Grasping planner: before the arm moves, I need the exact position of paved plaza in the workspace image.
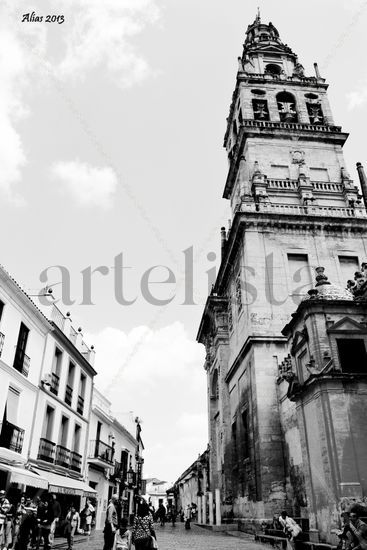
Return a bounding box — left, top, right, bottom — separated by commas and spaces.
54, 524, 268, 550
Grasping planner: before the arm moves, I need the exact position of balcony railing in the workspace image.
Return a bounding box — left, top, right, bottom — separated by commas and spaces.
55, 445, 71, 468
238, 201, 367, 219
69, 326, 77, 345
89, 439, 114, 464
65, 384, 73, 406
0, 420, 24, 453
77, 395, 84, 415
241, 119, 342, 134
0, 332, 4, 357
70, 451, 82, 473
50, 372, 60, 395
13, 352, 30, 377
38, 438, 56, 462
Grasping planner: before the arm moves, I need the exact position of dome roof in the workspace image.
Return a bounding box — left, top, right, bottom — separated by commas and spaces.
303, 267, 354, 302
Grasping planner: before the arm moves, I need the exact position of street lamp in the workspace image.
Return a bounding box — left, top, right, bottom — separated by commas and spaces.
127, 466, 135, 487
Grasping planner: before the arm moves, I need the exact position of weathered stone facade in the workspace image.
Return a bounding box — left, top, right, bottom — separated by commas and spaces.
197, 12, 367, 542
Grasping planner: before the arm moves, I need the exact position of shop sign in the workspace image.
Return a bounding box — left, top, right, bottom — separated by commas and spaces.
49, 485, 83, 496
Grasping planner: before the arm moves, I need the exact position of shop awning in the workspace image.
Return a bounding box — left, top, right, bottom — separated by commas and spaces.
33, 469, 97, 498
0, 463, 48, 490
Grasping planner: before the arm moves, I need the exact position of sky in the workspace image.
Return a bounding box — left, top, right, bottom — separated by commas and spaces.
1, 0, 367, 482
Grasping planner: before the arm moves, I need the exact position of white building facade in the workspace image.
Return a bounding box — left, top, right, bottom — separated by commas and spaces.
87, 389, 139, 529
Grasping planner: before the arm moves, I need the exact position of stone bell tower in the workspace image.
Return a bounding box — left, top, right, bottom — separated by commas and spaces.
197, 12, 367, 527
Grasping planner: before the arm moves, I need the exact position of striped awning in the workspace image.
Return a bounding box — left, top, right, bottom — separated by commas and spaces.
0, 463, 48, 490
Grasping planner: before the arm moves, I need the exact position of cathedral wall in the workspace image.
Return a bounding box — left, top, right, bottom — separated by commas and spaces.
225, 225, 367, 369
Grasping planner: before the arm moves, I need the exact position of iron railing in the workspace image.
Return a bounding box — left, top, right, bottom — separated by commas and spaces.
70, 451, 82, 472
65, 384, 73, 406
38, 438, 56, 462
13, 351, 30, 377
0, 420, 24, 453
89, 439, 114, 464
50, 372, 60, 395
55, 445, 71, 468
77, 395, 84, 415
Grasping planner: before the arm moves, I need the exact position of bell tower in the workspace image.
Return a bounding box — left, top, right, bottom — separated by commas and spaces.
198, 12, 367, 527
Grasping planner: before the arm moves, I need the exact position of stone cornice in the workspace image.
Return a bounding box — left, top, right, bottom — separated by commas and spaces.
225, 334, 287, 383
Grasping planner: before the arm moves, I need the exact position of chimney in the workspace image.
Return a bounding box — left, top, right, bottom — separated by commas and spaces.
356, 163, 367, 208
221, 227, 227, 258
313, 62, 321, 79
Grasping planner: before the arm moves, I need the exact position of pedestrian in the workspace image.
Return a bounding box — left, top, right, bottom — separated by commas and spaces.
184, 505, 191, 530
157, 504, 166, 527
49, 495, 61, 546
170, 505, 176, 527
278, 511, 302, 550
132, 500, 156, 550
37, 498, 54, 550
103, 494, 119, 550
64, 505, 80, 550
344, 507, 367, 550
114, 518, 131, 550
16, 504, 38, 550
0, 490, 12, 550
13, 495, 27, 549
82, 499, 95, 535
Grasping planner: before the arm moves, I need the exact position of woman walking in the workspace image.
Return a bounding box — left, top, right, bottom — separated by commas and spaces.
132, 500, 156, 550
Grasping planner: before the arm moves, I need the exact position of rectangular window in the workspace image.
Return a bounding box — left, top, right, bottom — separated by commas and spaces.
42, 405, 55, 441
6, 387, 20, 425
13, 323, 30, 375
242, 409, 250, 459
270, 164, 290, 180
232, 422, 238, 461
337, 339, 367, 374
65, 362, 75, 405
339, 256, 359, 286
51, 348, 62, 395
309, 167, 329, 182
73, 424, 81, 453
59, 415, 69, 447
287, 254, 312, 304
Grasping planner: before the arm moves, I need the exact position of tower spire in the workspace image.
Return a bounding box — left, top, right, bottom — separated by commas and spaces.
256, 6, 261, 24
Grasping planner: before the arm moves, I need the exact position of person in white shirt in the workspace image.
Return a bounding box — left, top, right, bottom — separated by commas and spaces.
279, 511, 302, 550
65, 505, 80, 550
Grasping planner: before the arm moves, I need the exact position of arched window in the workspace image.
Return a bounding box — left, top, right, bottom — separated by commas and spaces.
277, 91, 298, 122
265, 63, 282, 76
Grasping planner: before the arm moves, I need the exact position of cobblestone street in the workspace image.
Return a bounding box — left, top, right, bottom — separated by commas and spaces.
54, 525, 268, 550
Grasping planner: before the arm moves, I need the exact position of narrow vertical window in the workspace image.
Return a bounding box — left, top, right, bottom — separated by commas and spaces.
252, 99, 269, 121
287, 254, 312, 303
236, 276, 243, 314
13, 323, 30, 376
338, 256, 359, 287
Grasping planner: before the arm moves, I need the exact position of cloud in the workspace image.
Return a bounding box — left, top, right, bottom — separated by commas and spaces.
0, 0, 160, 202
0, 10, 45, 203
86, 322, 207, 480
58, 0, 160, 87
347, 82, 367, 110
51, 160, 118, 208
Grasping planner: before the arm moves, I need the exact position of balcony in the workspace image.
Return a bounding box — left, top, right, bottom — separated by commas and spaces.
50, 373, 60, 396
70, 451, 82, 473
0, 420, 24, 453
0, 332, 4, 357
236, 201, 367, 219
89, 440, 114, 465
13, 352, 30, 377
77, 395, 84, 415
65, 384, 73, 406
37, 438, 56, 462
55, 445, 71, 468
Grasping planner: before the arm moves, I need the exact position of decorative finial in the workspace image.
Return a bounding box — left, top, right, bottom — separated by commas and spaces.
315, 266, 331, 287
256, 7, 261, 23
